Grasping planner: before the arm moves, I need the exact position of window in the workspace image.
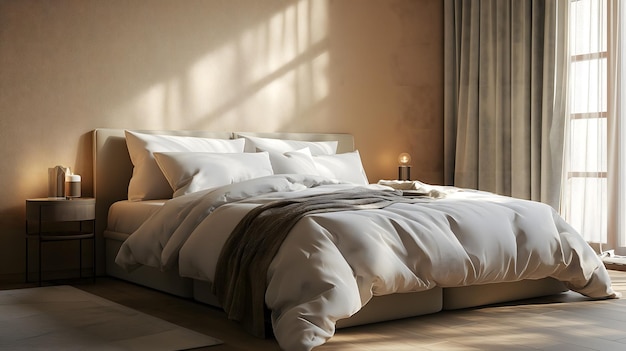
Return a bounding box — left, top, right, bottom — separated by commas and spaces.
563, 0, 608, 244
563, 0, 625, 254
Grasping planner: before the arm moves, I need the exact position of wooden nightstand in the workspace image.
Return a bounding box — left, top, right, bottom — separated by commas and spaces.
25, 198, 96, 285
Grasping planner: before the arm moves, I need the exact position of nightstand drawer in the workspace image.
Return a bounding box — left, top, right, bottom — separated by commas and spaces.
26, 198, 95, 222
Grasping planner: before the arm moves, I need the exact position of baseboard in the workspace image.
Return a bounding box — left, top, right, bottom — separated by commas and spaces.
0, 273, 25, 284
605, 263, 626, 272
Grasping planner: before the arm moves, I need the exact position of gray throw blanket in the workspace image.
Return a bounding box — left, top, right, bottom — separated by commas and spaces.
212, 187, 427, 338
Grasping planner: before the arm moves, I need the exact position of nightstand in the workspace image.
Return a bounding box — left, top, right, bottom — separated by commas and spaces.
25, 198, 96, 285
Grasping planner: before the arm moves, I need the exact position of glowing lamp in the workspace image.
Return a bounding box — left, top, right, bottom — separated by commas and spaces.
398, 153, 411, 181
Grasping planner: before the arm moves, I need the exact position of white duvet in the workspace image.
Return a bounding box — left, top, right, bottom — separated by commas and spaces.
115, 174, 617, 351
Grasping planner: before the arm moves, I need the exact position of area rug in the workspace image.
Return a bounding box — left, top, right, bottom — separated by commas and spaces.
0, 285, 222, 350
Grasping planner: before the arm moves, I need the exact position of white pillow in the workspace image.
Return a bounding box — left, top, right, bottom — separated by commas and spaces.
241, 135, 338, 155
153, 151, 274, 197
266, 148, 320, 175
125, 131, 245, 201
313, 150, 369, 185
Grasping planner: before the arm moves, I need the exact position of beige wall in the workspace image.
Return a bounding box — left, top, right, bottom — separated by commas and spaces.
0, 0, 443, 278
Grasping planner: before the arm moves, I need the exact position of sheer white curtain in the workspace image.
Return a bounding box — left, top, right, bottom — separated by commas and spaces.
562, 0, 625, 254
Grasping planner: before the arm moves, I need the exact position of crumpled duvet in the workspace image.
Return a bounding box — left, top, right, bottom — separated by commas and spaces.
115, 174, 618, 351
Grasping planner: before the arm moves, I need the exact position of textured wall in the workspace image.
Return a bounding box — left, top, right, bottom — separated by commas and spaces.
0, 0, 443, 277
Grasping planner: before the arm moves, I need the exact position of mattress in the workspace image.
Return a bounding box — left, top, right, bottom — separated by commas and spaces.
106, 200, 164, 238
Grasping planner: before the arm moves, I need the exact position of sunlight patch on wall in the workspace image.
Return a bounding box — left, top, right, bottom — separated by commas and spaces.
232, 50, 329, 131
310, 51, 329, 101
185, 44, 239, 123
116, 0, 329, 130
239, 0, 328, 85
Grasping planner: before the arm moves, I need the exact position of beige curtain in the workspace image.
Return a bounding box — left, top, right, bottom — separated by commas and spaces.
607, 0, 626, 253
444, 0, 569, 209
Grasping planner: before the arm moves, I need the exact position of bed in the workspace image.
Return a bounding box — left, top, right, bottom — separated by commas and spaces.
93, 128, 617, 351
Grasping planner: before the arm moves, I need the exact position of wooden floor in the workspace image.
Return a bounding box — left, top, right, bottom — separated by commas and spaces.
4, 270, 626, 350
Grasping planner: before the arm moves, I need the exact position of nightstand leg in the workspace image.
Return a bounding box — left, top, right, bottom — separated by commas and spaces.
38, 217, 42, 286
79, 239, 83, 279
38, 237, 42, 286
79, 222, 83, 279
92, 229, 96, 282
25, 220, 31, 283
25, 235, 28, 283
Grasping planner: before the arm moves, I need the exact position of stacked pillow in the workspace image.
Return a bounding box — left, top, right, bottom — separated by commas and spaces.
240, 135, 368, 184
125, 131, 245, 201
125, 131, 370, 199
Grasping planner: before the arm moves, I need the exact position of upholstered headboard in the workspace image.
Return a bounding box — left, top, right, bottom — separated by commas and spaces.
92, 128, 354, 273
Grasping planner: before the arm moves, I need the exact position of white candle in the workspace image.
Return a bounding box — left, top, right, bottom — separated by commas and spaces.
65, 174, 81, 198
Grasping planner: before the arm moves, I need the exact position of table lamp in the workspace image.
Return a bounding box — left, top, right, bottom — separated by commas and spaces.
398, 153, 411, 181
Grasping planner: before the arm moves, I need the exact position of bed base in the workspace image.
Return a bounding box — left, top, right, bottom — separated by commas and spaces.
192, 276, 565, 329
443, 278, 567, 310
105, 235, 194, 298
106, 229, 566, 330
193, 279, 444, 329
